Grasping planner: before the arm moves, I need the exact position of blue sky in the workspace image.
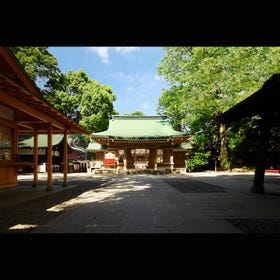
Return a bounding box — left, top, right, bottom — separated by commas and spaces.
48, 47, 168, 115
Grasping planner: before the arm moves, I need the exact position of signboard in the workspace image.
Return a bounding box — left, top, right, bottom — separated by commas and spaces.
104, 152, 115, 165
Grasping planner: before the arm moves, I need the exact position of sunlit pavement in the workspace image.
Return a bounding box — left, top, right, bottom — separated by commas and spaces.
27, 171, 280, 233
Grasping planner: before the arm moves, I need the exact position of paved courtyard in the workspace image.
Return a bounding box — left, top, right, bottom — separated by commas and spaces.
1, 171, 280, 233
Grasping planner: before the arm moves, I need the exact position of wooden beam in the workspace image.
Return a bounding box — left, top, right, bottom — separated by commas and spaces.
0, 90, 66, 130
62, 130, 68, 187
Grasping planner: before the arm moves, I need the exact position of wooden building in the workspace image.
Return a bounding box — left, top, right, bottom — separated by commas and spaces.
18, 134, 88, 173
0, 47, 90, 190
87, 115, 192, 173
218, 73, 280, 193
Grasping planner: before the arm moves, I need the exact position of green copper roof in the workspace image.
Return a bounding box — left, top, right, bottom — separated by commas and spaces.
92, 116, 187, 139
18, 134, 87, 153
19, 135, 64, 148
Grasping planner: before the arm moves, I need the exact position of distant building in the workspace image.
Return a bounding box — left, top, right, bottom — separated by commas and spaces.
18, 134, 87, 173
87, 115, 192, 173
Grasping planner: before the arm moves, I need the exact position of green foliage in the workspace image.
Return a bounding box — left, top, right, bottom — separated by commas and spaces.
10, 47, 60, 87
69, 134, 89, 148
44, 69, 118, 132
220, 154, 231, 171
187, 151, 211, 171
226, 117, 260, 168
11, 47, 118, 134
157, 47, 280, 168
124, 111, 145, 116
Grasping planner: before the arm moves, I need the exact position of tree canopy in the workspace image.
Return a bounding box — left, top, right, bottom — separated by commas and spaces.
157, 47, 280, 170
10, 47, 60, 87
158, 47, 280, 131
11, 47, 118, 134
124, 111, 145, 116
45, 68, 118, 132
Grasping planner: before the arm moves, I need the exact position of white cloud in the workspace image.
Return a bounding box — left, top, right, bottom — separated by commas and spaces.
111, 72, 151, 83
115, 47, 140, 55
87, 47, 110, 63
87, 47, 140, 63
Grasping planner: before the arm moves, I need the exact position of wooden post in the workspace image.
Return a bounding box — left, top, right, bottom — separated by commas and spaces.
170, 152, 174, 172
62, 130, 68, 187
149, 148, 157, 169
32, 128, 38, 187
251, 116, 271, 193
46, 124, 53, 191
123, 147, 127, 171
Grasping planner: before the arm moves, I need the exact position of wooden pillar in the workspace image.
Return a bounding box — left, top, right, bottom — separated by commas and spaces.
170, 151, 174, 172
12, 126, 18, 162
62, 130, 68, 187
149, 148, 157, 169
123, 147, 127, 171
32, 128, 38, 188
13, 126, 18, 187
127, 148, 132, 169
155, 148, 157, 170
251, 116, 271, 193
46, 124, 53, 191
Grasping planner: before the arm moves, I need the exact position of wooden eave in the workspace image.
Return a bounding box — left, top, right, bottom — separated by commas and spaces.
218, 73, 280, 124
0, 47, 90, 135
91, 135, 189, 146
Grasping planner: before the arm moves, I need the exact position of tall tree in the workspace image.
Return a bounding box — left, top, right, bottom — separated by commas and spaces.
45, 69, 118, 132
10, 47, 60, 87
44, 69, 89, 122
158, 47, 280, 169
11, 47, 118, 135
79, 80, 118, 132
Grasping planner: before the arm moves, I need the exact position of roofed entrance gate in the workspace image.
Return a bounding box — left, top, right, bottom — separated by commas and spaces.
87, 115, 192, 174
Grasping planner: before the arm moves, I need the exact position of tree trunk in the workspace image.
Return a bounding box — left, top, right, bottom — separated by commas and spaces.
219, 123, 229, 170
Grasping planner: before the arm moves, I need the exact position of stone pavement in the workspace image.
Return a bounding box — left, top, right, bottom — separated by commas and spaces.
16, 171, 279, 233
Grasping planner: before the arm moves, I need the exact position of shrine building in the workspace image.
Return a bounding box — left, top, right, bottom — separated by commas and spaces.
87, 115, 192, 173
0, 47, 90, 190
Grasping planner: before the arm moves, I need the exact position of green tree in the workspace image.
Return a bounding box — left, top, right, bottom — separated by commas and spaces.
124, 111, 145, 116
10, 47, 60, 87
11, 47, 118, 135
80, 80, 118, 132
44, 69, 89, 122
45, 69, 118, 132
157, 47, 280, 170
